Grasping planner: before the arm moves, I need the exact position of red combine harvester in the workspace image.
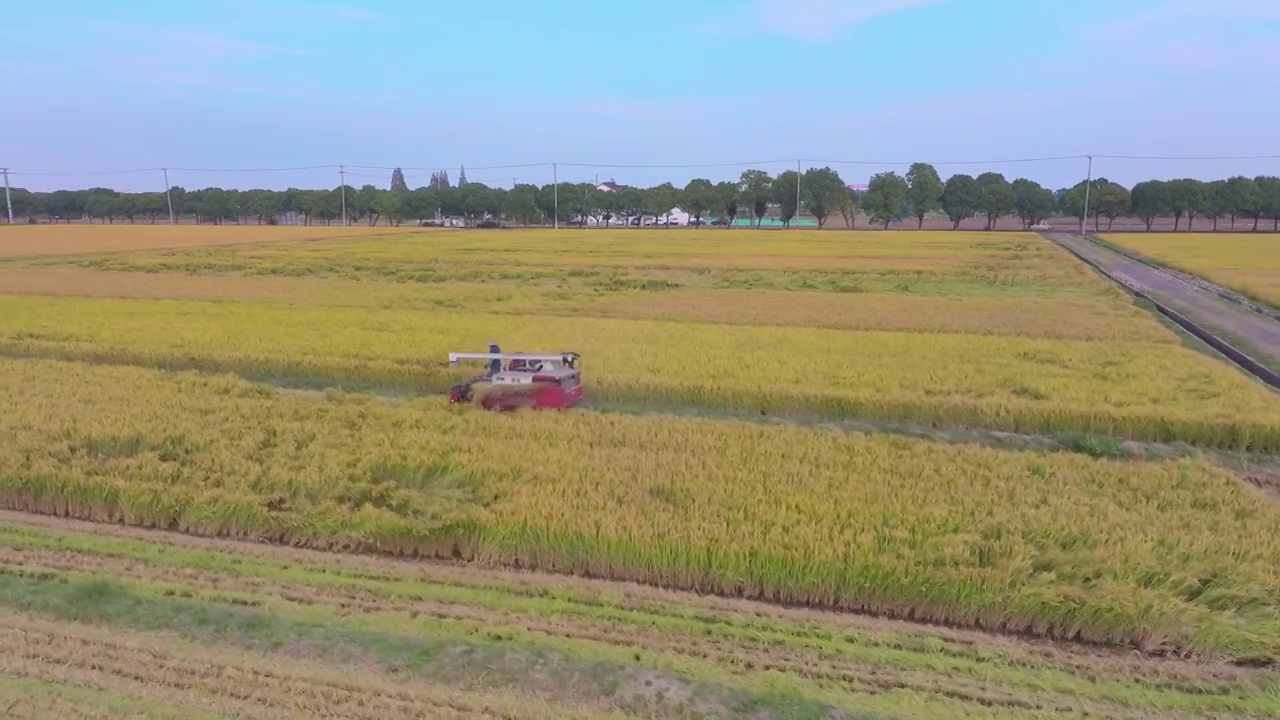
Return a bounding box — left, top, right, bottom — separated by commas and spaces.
447, 349, 583, 411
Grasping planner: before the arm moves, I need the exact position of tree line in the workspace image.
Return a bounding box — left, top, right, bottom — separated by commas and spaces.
7, 164, 1280, 231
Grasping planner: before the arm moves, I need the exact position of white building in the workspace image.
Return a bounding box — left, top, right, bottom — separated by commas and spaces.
591, 179, 692, 225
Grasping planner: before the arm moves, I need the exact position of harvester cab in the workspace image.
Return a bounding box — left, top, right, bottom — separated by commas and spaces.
447, 348, 582, 411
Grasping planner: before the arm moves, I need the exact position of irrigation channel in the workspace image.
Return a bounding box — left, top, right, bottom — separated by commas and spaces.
1043, 233, 1280, 390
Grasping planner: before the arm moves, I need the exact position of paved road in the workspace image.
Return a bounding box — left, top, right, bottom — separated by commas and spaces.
1047, 233, 1280, 377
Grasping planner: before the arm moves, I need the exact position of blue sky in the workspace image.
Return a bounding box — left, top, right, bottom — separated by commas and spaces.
4, 0, 1278, 192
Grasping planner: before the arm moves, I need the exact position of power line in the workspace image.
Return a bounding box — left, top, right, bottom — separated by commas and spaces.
10, 164, 340, 177
167, 164, 338, 173
10, 167, 165, 177
346, 163, 551, 171
5, 152, 1278, 179
800, 155, 1088, 166
557, 159, 795, 169
1092, 153, 1280, 161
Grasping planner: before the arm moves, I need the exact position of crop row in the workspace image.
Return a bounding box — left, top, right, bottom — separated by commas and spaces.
4, 357, 1279, 659
6, 514, 1276, 719
0, 268, 1172, 342
1101, 233, 1280, 309
0, 223, 390, 259
3, 295, 1279, 449
6, 228, 1102, 293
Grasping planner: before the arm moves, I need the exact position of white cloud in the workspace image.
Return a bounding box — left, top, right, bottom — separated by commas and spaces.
38, 21, 325, 98
1088, 0, 1280, 41
693, 0, 944, 41
82, 20, 309, 61
1083, 0, 1280, 81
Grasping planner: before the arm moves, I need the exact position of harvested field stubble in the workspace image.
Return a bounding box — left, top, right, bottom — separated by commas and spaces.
1101, 232, 1280, 308
3, 294, 1279, 449
4, 358, 1280, 661
4, 513, 1278, 719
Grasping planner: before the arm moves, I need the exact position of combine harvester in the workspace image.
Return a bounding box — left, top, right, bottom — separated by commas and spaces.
447, 342, 583, 411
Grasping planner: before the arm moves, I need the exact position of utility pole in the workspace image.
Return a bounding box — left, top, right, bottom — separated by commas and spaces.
795, 159, 802, 229
1080, 155, 1093, 235
553, 163, 558, 230
2, 168, 12, 225
339, 165, 348, 226
162, 168, 175, 224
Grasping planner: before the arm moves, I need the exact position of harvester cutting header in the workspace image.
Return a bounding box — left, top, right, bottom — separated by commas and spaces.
447, 341, 583, 411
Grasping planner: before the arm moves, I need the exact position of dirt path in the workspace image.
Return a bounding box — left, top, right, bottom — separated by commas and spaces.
1048, 233, 1280, 378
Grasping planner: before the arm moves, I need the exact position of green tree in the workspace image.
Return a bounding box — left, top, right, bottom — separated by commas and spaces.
862, 172, 908, 229
681, 179, 714, 226
939, 174, 981, 230
772, 170, 800, 226
834, 186, 858, 229
1011, 178, 1054, 229
356, 184, 383, 225
975, 172, 1015, 231
646, 183, 679, 225
374, 189, 408, 226
134, 192, 168, 224
612, 187, 643, 226
738, 169, 772, 226
244, 189, 280, 225
1060, 180, 1101, 230
1096, 182, 1131, 231
714, 181, 740, 227
390, 168, 408, 192
1255, 176, 1280, 232
1222, 176, 1258, 230
597, 189, 622, 227
905, 162, 943, 229
801, 167, 845, 228
1167, 178, 1206, 231
503, 184, 540, 226
1129, 180, 1170, 231
1202, 180, 1229, 231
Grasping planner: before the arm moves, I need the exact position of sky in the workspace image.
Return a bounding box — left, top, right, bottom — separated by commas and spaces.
4, 0, 1278, 192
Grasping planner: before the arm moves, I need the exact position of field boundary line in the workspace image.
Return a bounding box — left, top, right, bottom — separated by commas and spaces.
1084, 234, 1280, 322
1042, 233, 1280, 393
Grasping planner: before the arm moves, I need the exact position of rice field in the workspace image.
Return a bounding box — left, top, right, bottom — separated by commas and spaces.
2, 225, 1280, 717
1100, 233, 1280, 309
4, 228, 1280, 449
6, 512, 1276, 720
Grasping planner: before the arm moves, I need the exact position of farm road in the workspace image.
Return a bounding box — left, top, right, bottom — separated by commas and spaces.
1047, 233, 1280, 378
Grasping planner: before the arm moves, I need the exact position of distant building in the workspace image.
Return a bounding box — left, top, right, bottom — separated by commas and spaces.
595, 179, 629, 193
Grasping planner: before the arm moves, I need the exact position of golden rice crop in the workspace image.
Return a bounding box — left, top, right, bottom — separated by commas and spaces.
1101, 233, 1280, 308
0, 224, 405, 258
602, 288, 1173, 342
2, 295, 1278, 450
7, 229, 1100, 290
3, 357, 1279, 659
0, 268, 1172, 343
